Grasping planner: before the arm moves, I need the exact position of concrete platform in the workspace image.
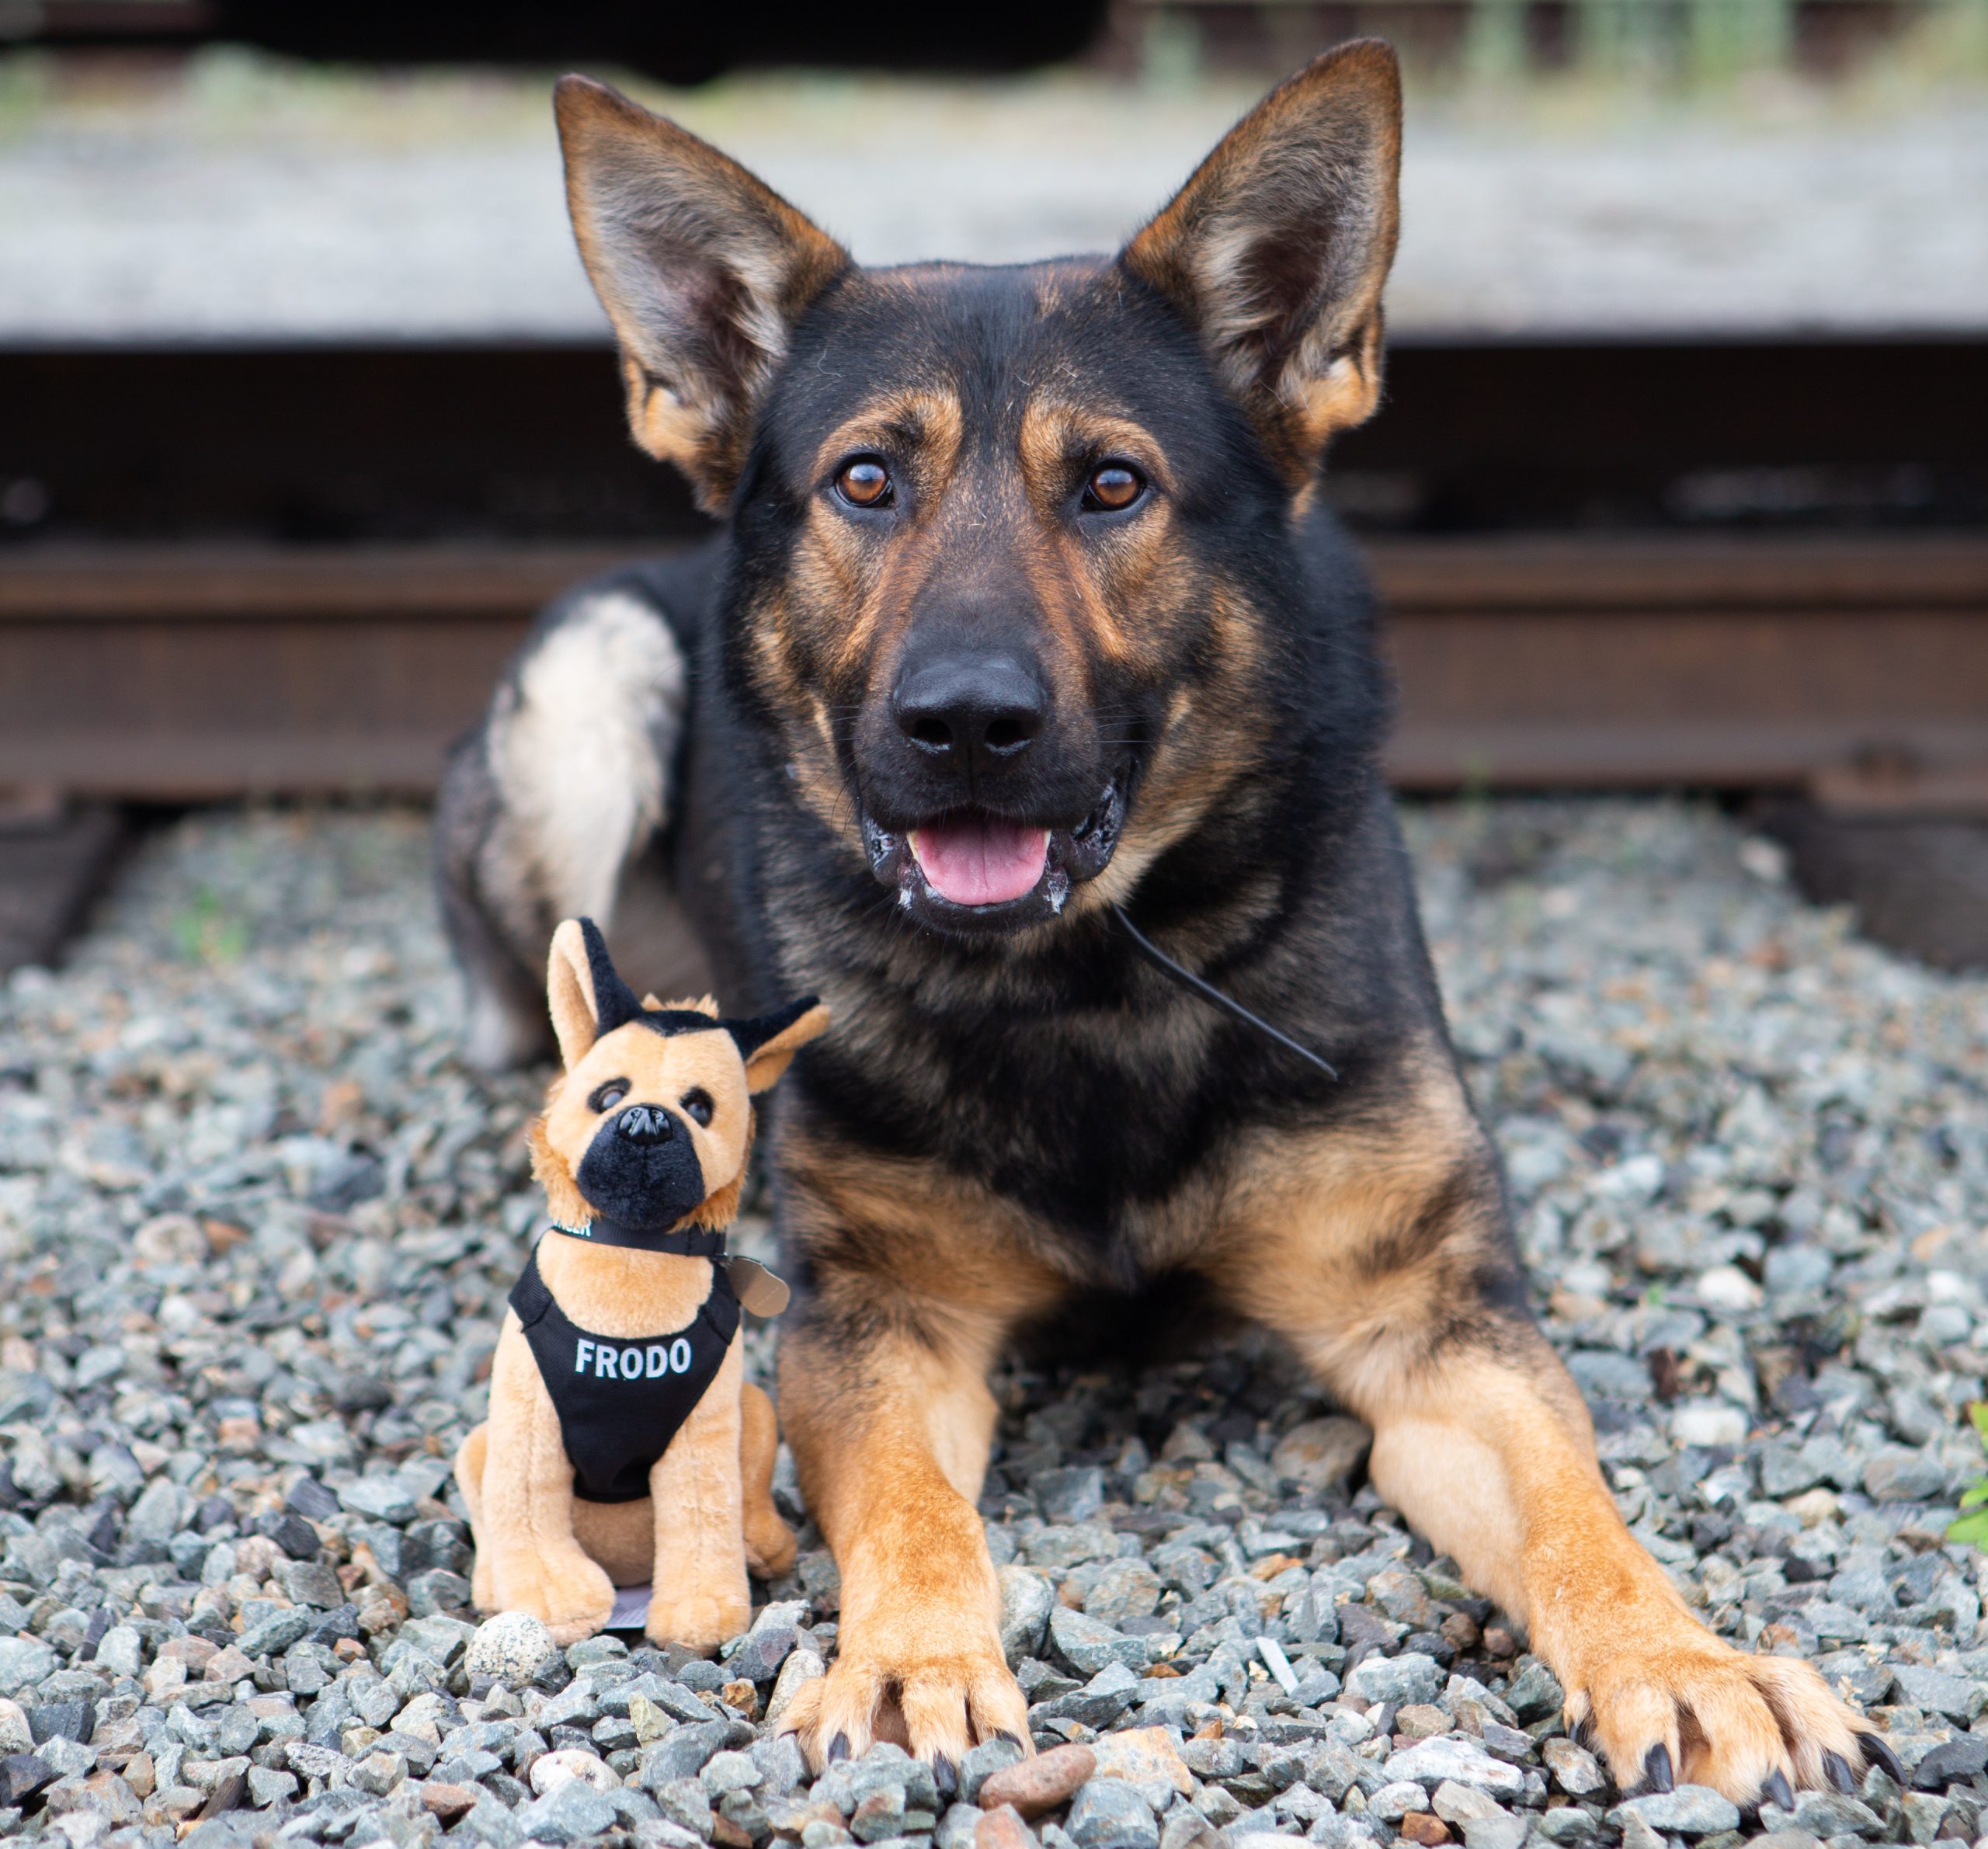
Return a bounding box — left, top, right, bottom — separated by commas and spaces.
0, 56, 1983, 342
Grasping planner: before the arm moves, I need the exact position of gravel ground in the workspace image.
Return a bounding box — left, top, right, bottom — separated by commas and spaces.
2, 798, 1987, 1849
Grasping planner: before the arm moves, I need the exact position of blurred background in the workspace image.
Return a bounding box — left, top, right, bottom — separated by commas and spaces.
2, 0, 1985, 972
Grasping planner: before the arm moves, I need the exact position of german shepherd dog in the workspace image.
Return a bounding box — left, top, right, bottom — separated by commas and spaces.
437, 43, 1894, 1803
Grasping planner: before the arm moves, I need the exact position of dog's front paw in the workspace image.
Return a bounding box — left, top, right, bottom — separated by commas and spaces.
1560, 1604, 1901, 1803
778, 1611, 1029, 1792
648, 1589, 752, 1654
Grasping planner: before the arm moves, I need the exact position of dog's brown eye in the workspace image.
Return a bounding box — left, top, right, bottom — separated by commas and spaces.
835, 457, 892, 508
680, 1090, 714, 1128
1084, 464, 1145, 513
589, 1080, 629, 1114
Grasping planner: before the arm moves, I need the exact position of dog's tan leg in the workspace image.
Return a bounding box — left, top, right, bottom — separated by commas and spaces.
645, 1335, 752, 1653
775, 1300, 1027, 1780
766, 1132, 1067, 1780
740, 1381, 796, 1579
454, 1423, 496, 1612
478, 1319, 615, 1642
1225, 1079, 1890, 1803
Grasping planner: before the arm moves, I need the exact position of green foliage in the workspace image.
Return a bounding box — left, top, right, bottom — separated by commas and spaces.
1945, 1402, 1988, 1548
172, 885, 248, 967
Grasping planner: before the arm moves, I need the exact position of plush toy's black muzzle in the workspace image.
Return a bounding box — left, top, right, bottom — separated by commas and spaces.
575, 1104, 707, 1231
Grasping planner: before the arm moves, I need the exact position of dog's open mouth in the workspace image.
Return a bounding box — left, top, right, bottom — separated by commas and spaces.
861, 780, 1126, 935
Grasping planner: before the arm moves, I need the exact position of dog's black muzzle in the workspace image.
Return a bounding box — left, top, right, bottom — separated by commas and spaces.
575, 1104, 707, 1231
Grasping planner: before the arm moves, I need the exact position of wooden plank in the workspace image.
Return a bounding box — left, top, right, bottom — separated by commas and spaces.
0, 805, 127, 975
2, 537, 1983, 805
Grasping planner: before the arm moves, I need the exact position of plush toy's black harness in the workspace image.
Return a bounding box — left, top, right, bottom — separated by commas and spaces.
508, 1229, 740, 1503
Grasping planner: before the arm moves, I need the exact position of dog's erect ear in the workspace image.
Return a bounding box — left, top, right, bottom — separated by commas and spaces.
724, 998, 832, 1093
545, 916, 643, 1069
555, 75, 849, 514
1121, 40, 1402, 485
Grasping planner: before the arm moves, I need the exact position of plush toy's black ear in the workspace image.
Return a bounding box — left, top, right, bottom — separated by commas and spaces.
724, 997, 831, 1093
577, 917, 645, 1035
547, 916, 645, 1068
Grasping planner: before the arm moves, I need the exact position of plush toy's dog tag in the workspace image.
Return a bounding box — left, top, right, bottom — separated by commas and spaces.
727, 1256, 790, 1317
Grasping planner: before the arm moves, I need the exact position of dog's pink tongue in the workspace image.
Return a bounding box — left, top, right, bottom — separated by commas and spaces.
910, 816, 1050, 906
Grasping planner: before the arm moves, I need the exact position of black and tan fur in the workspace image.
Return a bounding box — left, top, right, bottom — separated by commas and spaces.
436, 45, 1893, 1801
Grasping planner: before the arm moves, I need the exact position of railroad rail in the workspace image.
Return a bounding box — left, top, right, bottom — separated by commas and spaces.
5, 533, 1984, 813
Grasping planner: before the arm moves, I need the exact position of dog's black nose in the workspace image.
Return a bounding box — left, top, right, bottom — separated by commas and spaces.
891, 651, 1046, 780
613, 1103, 674, 1145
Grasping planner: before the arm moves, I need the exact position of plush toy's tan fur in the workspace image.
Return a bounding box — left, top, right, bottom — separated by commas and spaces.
455, 919, 824, 1648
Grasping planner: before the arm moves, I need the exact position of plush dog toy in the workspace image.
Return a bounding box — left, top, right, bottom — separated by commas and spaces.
455, 917, 826, 1648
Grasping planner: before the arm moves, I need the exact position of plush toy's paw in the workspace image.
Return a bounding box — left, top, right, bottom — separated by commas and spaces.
778, 1614, 1030, 1788
493, 1550, 615, 1646
470, 1549, 496, 1614
647, 1589, 752, 1654
746, 1510, 798, 1581
1559, 1606, 1894, 1802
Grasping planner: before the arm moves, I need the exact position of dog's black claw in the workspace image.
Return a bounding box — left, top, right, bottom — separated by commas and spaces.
1760, 1769, 1794, 1813
1641, 1744, 1674, 1795
1859, 1733, 1905, 1786
933, 1755, 958, 1802
1824, 1750, 1856, 1793
828, 1733, 851, 1764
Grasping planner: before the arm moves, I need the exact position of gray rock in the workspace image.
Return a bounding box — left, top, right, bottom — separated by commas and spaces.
1616, 1813, 1666, 1849
936, 1802, 986, 1849
1539, 1739, 1604, 1797
518, 1774, 621, 1843
279, 1559, 345, 1609
1383, 1740, 1525, 1797
642, 1719, 748, 1785
92, 1625, 144, 1680
238, 1610, 313, 1659
1567, 1350, 1652, 1400
1050, 1605, 1151, 1677
728, 1600, 806, 1683
648, 1775, 714, 1836
1268, 1418, 1371, 1490
405, 1568, 471, 1617
0, 1640, 57, 1697
1862, 1449, 1949, 1503
1534, 1808, 1597, 1844
1502, 1660, 1565, 1722
1084, 1559, 1163, 1624
1000, 1567, 1056, 1667
1461, 1816, 1529, 1849
339, 1475, 419, 1524
1030, 1662, 1141, 1729
1889, 1665, 1987, 1722
1432, 1784, 1503, 1825
1037, 1468, 1107, 1524
1068, 1777, 1161, 1849
127, 1478, 187, 1554
961, 1735, 1026, 1803
702, 1749, 761, 1798
247, 1764, 298, 1806
1342, 1652, 1444, 1708
1783, 1790, 1885, 1838
1610, 1786, 1740, 1836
